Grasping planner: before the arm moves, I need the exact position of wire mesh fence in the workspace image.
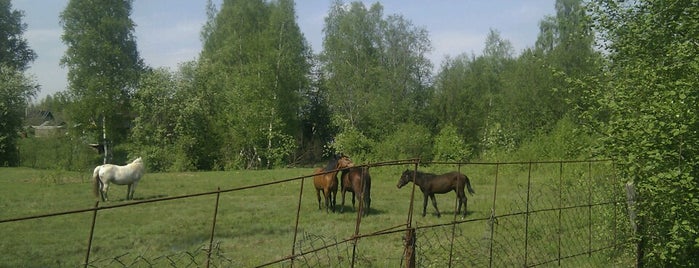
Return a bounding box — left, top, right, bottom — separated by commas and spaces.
0, 159, 635, 267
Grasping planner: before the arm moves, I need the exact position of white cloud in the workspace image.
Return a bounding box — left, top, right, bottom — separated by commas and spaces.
135, 16, 205, 68
25, 28, 62, 43
430, 31, 485, 63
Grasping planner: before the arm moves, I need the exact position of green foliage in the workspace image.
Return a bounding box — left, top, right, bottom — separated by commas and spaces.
321, 1, 432, 141
374, 122, 432, 161
576, 0, 699, 266
60, 0, 144, 159
18, 135, 98, 171
199, 0, 310, 169
129, 68, 179, 171
129, 64, 223, 172
0, 1, 37, 166
265, 132, 297, 168
0, 0, 36, 71
328, 125, 374, 163
433, 124, 471, 162
512, 116, 593, 161
432, 31, 516, 155
0, 66, 38, 166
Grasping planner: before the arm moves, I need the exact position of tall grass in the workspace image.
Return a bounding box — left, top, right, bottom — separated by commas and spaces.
0, 161, 632, 267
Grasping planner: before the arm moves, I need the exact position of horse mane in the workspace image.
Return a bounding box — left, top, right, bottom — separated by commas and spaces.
323, 154, 343, 171
409, 170, 439, 181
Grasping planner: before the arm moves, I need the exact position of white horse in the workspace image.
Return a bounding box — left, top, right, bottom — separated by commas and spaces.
92, 157, 145, 201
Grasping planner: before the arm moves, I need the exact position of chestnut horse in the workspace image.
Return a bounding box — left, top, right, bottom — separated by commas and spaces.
397, 169, 475, 218
313, 154, 354, 213
340, 166, 372, 216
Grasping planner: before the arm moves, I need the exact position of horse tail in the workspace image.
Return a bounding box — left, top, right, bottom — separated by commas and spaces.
362, 169, 372, 213
464, 175, 476, 195
92, 166, 101, 198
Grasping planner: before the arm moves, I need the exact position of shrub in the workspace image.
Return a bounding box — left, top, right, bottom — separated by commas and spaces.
433, 124, 471, 162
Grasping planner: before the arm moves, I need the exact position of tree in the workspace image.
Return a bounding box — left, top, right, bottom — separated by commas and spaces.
60, 0, 144, 164
578, 0, 699, 266
321, 1, 432, 156
0, 66, 38, 166
129, 68, 178, 171
0, 1, 37, 166
0, 0, 36, 71
535, 0, 598, 117
433, 124, 470, 162
432, 31, 513, 156
200, 0, 310, 169
432, 54, 484, 153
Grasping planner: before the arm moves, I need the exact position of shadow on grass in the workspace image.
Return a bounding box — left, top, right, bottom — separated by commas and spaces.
108, 194, 168, 202
334, 206, 387, 216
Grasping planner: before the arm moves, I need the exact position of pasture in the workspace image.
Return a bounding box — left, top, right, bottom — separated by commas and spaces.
0, 161, 634, 267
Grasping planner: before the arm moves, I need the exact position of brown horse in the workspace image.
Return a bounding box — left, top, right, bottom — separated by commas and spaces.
340, 166, 372, 216
313, 154, 354, 213
397, 169, 475, 218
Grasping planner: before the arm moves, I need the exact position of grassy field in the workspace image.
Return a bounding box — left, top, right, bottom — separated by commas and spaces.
0, 161, 633, 267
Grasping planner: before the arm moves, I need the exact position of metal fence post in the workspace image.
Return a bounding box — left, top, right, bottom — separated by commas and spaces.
206, 188, 221, 268
524, 161, 532, 266
290, 177, 306, 267
84, 201, 99, 268
488, 163, 500, 268
403, 227, 416, 268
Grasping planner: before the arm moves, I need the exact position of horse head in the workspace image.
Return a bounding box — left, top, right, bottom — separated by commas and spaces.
336, 154, 354, 170
397, 169, 414, 188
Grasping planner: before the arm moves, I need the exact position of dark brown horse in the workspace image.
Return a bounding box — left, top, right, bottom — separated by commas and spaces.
313, 154, 354, 213
340, 166, 372, 216
397, 169, 475, 218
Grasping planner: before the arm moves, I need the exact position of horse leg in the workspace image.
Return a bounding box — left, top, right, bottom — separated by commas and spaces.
101, 182, 109, 202
455, 190, 464, 216
332, 188, 338, 213
366, 193, 371, 216
131, 181, 138, 200
462, 195, 468, 218
340, 189, 346, 213
422, 193, 429, 217
352, 192, 356, 209
430, 194, 441, 217
316, 189, 322, 210
323, 188, 330, 213
126, 181, 138, 200
126, 184, 133, 200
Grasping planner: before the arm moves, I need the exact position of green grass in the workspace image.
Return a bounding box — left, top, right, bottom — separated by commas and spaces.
0, 162, 633, 267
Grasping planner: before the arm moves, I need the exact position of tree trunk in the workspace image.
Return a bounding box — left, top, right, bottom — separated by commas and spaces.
102, 116, 109, 164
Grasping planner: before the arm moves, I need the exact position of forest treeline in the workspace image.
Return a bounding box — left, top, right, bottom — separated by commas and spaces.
1, 0, 697, 266
20, 0, 600, 170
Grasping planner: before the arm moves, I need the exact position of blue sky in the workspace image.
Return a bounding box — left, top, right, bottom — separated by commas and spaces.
12, 0, 555, 100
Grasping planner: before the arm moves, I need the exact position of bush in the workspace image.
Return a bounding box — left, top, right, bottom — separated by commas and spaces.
433, 124, 472, 162
374, 122, 432, 162
327, 126, 374, 162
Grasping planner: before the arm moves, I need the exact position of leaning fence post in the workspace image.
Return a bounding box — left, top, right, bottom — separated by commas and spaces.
291, 177, 306, 267
488, 163, 500, 268
84, 201, 99, 268
206, 188, 221, 268
523, 162, 533, 266
403, 227, 416, 268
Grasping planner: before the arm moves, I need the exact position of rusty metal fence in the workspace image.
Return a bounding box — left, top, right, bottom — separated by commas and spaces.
0, 159, 635, 267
